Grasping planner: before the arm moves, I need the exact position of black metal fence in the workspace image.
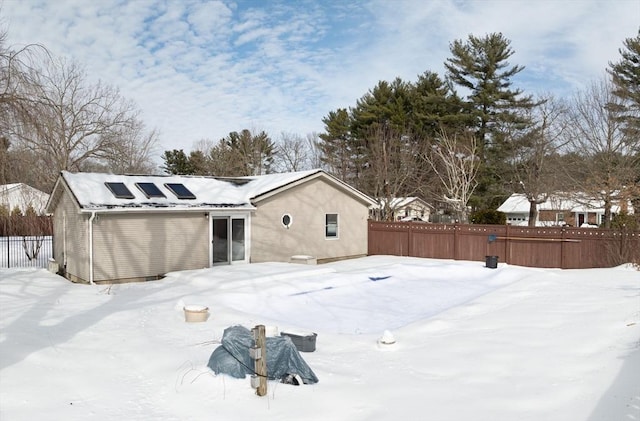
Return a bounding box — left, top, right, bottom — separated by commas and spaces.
0, 236, 53, 269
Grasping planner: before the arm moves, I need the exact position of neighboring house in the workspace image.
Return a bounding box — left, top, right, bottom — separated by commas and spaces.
45, 169, 376, 284
371, 197, 433, 222
497, 193, 634, 227
0, 183, 50, 215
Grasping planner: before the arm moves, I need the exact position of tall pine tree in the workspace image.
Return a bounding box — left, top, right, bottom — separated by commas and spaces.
608, 29, 640, 140
608, 30, 640, 218
445, 32, 535, 208
318, 108, 357, 185
161, 149, 194, 175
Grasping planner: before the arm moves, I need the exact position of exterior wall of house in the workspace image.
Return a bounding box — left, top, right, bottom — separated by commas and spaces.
505, 212, 528, 226
538, 210, 565, 225
52, 188, 90, 282
91, 212, 209, 282
393, 203, 431, 221
509, 209, 603, 227
250, 178, 370, 263
0, 184, 50, 214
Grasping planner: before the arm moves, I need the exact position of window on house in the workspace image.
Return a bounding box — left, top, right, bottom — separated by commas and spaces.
325, 213, 338, 238
135, 182, 166, 199
164, 183, 196, 199
556, 213, 564, 222
104, 182, 135, 199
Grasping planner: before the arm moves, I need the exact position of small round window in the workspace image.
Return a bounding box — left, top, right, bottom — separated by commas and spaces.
282, 213, 293, 228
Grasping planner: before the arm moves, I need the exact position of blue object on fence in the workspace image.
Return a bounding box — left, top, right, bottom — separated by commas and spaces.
488, 234, 497, 243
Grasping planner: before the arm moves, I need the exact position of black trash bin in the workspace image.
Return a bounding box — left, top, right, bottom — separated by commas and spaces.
485, 255, 498, 269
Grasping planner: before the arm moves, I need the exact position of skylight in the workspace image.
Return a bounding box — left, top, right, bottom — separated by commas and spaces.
135, 182, 166, 199
164, 183, 196, 200
104, 182, 135, 199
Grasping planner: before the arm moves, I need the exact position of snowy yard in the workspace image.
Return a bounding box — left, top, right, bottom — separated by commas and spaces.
0, 256, 638, 420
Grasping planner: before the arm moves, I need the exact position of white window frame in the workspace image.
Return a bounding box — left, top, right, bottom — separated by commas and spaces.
325, 213, 339, 239
208, 211, 251, 266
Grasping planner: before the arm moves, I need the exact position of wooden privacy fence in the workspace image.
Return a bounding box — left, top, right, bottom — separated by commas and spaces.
368, 221, 640, 269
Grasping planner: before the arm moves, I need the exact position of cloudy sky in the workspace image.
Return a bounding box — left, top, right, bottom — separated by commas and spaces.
1, 0, 638, 154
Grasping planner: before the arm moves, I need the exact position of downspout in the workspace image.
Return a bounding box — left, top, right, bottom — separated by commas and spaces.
88, 211, 96, 285
63, 213, 67, 269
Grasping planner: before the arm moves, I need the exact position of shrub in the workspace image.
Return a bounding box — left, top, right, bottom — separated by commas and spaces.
610, 212, 639, 231
469, 209, 506, 225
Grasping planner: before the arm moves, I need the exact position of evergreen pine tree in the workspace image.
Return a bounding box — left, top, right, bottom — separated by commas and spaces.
161, 149, 194, 175
445, 32, 536, 208
608, 29, 640, 140
318, 108, 356, 184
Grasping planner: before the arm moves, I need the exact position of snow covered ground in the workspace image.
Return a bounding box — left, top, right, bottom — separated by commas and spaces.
0, 256, 638, 420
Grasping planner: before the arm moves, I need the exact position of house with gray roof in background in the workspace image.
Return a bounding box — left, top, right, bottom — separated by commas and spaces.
45, 169, 377, 284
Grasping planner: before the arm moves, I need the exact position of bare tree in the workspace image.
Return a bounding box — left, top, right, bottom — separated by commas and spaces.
365, 125, 427, 221
0, 31, 48, 114
192, 138, 216, 155
305, 132, 325, 170
102, 120, 160, 174
1, 32, 51, 188
565, 78, 638, 228
423, 129, 480, 223
510, 95, 570, 226
2, 43, 160, 185
274, 132, 311, 172
9, 60, 137, 180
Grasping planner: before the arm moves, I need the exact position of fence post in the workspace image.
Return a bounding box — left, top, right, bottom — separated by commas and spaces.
560, 227, 566, 269
453, 223, 458, 261
505, 224, 511, 264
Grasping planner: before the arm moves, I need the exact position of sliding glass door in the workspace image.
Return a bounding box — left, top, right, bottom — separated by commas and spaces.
211, 216, 247, 265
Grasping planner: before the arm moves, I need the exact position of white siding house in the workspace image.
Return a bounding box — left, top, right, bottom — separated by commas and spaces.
0, 183, 50, 215
498, 193, 634, 227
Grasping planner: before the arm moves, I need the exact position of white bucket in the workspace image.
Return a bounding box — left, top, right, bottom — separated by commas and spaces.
183, 305, 209, 322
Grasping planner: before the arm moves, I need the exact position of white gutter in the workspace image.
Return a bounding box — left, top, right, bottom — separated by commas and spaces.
77, 204, 256, 214
88, 211, 96, 285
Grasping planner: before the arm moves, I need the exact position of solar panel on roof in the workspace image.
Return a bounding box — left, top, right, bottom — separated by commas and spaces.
164, 183, 196, 200
135, 182, 166, 198
104, 182, 135, 199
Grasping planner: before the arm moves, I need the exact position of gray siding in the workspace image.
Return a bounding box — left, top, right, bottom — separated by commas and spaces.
52, 189, 90, 281
92, 212, 209, 282
251, 178, 370, 262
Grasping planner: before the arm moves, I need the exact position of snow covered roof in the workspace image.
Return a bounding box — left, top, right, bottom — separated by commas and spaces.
0, 183, 50, 214
497, 193, 632, 214
47, 169, 376, 213
380, 197, 432, 209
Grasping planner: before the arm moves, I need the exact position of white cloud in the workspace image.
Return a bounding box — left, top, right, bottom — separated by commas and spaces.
1, 0, 638, 157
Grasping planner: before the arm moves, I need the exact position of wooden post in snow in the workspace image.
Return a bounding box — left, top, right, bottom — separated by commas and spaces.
252, 325, 267, 396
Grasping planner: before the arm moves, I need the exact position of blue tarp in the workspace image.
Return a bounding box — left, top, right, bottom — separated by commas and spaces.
207, 325, 319, 384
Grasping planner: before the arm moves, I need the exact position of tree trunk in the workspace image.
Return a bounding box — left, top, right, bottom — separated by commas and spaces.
603, 198, 612, 229
528, 200, 538, 227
